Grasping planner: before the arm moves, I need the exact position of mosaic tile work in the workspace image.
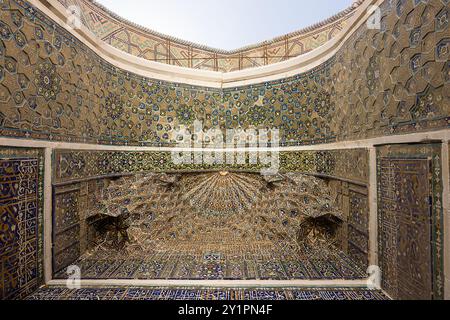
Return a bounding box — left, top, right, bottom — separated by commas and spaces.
56, 0, 359, 72
52, 172, 367, 280
330, 181, 369, 271
0, 147, 44, 300
26, 286, 388, 300
52, 179, 106, 273
53, 149, 369, 184
377, 143, 444, 300
53, 185, 81, 274
0, 0, 448, 147
51, 148, 370, 274
56, 248, 366, 281
333, 0, 450, 141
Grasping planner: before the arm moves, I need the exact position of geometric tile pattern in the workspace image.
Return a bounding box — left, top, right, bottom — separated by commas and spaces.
52, 185, 81, 275
0, 0, 448, 147
347, 188, 369, 270
53, 247, 367, 281
326, 179, 370, 271
53, 149, 370, 184
52, 179, 104, 275
56, 0, 360, 72
332, 0, 450, 142
377, 143, 444, 300
0, 147, 44, 300
26, 286, 389, 300
50, 147, 370, 276
51, 172, 369, 280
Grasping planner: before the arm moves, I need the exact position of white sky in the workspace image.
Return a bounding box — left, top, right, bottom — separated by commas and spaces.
96, 0, 353, 50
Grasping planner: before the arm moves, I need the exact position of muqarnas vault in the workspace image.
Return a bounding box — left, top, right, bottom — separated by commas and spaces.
1, 0, 449, 301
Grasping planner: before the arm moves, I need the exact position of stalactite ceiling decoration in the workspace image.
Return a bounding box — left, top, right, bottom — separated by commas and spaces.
92, 172, 342, 247
52, 171, 367, 280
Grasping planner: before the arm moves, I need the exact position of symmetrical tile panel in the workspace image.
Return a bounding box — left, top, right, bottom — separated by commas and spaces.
377, 143, 444, 300
53, 149, 370, 184
0, 147, 44, 300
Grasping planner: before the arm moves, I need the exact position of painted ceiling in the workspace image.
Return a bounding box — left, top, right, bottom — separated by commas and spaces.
56, 0, 363, 71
